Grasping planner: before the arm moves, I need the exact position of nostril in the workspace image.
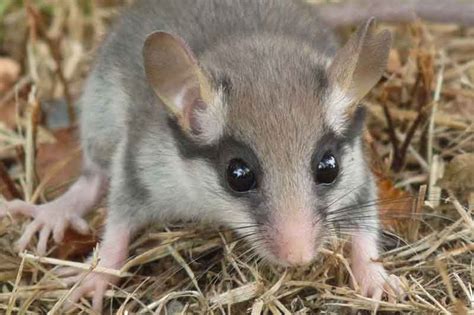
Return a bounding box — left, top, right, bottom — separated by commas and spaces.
287, 253, 302, 265
283, 247, 314, 266
272, 213, 320, 266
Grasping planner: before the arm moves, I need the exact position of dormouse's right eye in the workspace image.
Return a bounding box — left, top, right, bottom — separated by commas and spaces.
314, 152, 339, 184
226, 159, 257, 192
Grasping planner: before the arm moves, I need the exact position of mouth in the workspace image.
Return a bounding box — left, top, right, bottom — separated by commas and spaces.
246, 225, 322, 267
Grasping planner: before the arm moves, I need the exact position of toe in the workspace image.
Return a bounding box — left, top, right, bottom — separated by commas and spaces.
37, 226, 52, 256
71, 216, 90, 235
53, 221, 67, 243
92, 282, 107, 311
52, 267, 82, 287
66, 281, 92, 310
372, 287, 384, 301
2, 200, 36, 217
386, 274, 404, 300
16, 220, 42, 252
360, 281, 369, 297
55, 266, 80, 278
61, 275, 82, 287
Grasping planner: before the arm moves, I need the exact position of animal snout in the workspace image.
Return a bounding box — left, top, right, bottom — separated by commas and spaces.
279, 243, 315, 266
273, 210, 318, 266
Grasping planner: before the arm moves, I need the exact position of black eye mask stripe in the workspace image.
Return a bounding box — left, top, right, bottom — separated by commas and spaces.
311, 105, 367, 211
168, 117, 262, 196
167, 105, 367, 225
312, 105, 366, 161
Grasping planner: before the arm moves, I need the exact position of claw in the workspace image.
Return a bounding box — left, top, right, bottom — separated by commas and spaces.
16, 220, 41, 252
2, 173, 106, 255
70, 216, 90, 235
351, 233, 405, 302
52, 221, 67, 243
385, 274, 404, 302
3, 200, 93, 255
58, 223, 131, 312
37, 225, 52, 255
62, 271, 118, 312
354, 262, 404, 302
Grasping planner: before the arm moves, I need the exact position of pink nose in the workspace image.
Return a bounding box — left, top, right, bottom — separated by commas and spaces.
279, 244, 315, 266
273, 212, 317, 266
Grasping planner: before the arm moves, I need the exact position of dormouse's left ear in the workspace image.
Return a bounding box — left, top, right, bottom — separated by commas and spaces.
327, 18, 391, 128
143, 31, 225, 144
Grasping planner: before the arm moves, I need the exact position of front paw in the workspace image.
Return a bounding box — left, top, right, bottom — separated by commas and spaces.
1, 199, 90, 255
353, 262, 403, 302
56, 266, 119, 312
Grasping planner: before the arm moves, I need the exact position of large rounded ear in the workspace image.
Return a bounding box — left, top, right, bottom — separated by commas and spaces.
143, 31, 225, 143
326, 18, 391, 131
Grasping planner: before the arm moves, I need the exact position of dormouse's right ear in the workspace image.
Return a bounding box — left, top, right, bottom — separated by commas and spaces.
143, 31, 226, 144
326, 18, 391, 131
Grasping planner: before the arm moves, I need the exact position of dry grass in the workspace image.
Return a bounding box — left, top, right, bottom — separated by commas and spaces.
0, 1, 473, 314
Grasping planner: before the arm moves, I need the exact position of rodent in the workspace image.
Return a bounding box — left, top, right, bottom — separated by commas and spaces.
1, 0, 403, 310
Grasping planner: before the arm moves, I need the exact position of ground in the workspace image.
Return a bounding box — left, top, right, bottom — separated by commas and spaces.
0, 1, 473, 314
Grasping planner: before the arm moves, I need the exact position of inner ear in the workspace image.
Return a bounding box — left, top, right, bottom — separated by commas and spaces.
143, 31, 224, 142
329, 18, 392, 103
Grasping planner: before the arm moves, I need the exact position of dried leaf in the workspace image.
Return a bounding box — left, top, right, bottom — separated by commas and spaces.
0, 57, 20, 92
376, 176, 413, 230
367, 131, 413, 230
0, 100, 18, 129
36, 126, 82, 198
53, 210, 106, 260
53, 230, 99, 260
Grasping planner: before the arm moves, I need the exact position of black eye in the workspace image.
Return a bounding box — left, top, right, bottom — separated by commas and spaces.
226, 159, 257, 192
315, 152, 339, 184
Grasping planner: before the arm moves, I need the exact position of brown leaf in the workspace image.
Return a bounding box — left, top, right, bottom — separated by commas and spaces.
34, 126, 97, 259
368, 139, 413, 231
376, 176, 413, 230
53, 229, 99, 260
53, 209, 106, 260
0, 57, 20, 93
0, 100, 19, 129
36, 126, 82, 198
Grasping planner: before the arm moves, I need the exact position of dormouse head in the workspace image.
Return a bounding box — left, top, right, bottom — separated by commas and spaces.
143, 18, 391, 266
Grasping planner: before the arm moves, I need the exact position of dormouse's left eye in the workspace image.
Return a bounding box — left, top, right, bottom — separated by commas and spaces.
315, 152, 339, 184
226, 159, 257, 192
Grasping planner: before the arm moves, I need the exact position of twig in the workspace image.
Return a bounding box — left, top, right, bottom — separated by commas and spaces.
427, 54, 445, 165
168, 244, 203, 295
394, 105, 428, 171
408, 185, 426, 242
382, 103, 401, 165
19, 252, 133, 277
448, 191, 474, 229
0, 76, 32, 108
6, 252, 26, 315
24, 87, 40, 202
410, 276, 450, 314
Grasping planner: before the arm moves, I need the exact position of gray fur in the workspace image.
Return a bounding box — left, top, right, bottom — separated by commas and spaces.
80, 0, 379, 262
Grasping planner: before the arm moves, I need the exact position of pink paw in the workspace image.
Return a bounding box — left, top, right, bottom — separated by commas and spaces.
58, 267, 118, 312
1, 199, 90, 255
353, 262, 404, 302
